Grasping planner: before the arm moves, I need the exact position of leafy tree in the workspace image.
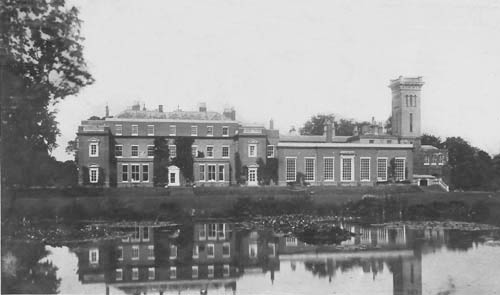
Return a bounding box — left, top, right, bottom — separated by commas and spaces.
1, 0, 94, 188
172, 137, 194, 183
153, 137, 169, 186
384, 116, 392, 133
300, 114, 370, 136
421, 133, 443, 148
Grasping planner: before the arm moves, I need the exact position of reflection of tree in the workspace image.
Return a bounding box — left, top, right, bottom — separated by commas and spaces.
304, 258, 387, 280
1, 240, 60, 294
446, 230, 480, 251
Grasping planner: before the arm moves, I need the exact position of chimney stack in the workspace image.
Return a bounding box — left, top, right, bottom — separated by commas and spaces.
326, 120, 333, 142
269, 119, 274, 130
223, 107, 236, 120
105, 105, 109, 118
199, 102, 207, 112
353, 126, 359, 136
158, 105, 163, 112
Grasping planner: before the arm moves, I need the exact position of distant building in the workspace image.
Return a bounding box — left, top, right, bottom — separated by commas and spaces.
75, 76, 447, 189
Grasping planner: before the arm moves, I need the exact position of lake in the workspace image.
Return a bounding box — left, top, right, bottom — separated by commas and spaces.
2, 219, 500, 294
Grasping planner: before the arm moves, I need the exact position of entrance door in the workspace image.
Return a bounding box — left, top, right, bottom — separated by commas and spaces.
168, 166, 180, 186
248, 168, 258, 186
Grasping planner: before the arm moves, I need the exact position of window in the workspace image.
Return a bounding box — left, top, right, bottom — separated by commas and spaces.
438, 154, 444, 165
267, 145, 275, 158
148, 245, 154, 260
222, 126, 229, 136
268, 243, 276, 257
193, 245, 199, 258
424, 155, 430, 165
117, 246, 123, 261
341, 156, 354, 182
406, 95, 409, 107
131, 164, 140, 182
89, 143, 98, 157
199, 224, 206, 240
192, 145, 198, 158
223, 264, 230, 277
249, 243, 258, 258
169, 125, 176, 136
324, 157, 334, 181
208, 224, 217, 240
170, 245, 177, 259
208, 165, 216, 181
431, 154, 437, 165
206, 145, 214, 158
89, 168, 99, 183
89, 248, 99, 264
115, 124, 122, 136
132, 268, 139, 280
387, 140, 393, 144
122, 165, 128, 182
395, 158, 406, 180
207, 244, 215, 258
169, 145, 176, 158
142, 227, 149, 241
286, 158, 296, 182
222, 242, 230, 257
222, 146, 229, 158
148, 267, 155, 280
369, 140, 375, 144
413, 95, 417, 107
208, 265, 214, 278
116, 269, 123, 281
218, 165, 225, 181
132, 246, 139, 260
115, 145, 123, 157
360, 158, 371, 181
147, 125, 154, 136
217, 223, 225, 239
192, 266, 199, 278
142, 165, 149, 182
131, 125, 138, 136
199, 165, 205, 181
131, 145, 139, 157
191, 126, 198, 136
147, 145, 154, 157
169, 267, 177, 279
248, 144, 257, 157
207, 126, 214, 136
286, 237, 297, 246
133, 227, 140, 241
377, 158, 388, 181
410, 113, 413, 132
304, 158, 315, 181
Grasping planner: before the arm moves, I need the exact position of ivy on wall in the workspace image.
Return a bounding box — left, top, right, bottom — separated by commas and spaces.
153, 137, 169, 186
172, 137, 195, 183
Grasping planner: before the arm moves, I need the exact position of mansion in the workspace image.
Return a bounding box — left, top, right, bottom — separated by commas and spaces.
76, 76, 448, 189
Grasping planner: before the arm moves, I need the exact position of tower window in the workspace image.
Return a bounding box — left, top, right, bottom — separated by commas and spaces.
409, 113, 413, 132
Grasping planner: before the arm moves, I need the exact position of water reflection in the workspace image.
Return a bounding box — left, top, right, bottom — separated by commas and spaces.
3, 220, 497, 294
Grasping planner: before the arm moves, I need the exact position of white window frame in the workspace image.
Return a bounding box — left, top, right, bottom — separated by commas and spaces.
248, 144, 257, 157
132, 267, 139, 280
115, 145, 123, 157
131, 145, 139, 157
199, 164, 205, 182
169, 266, 177, 279
222, 126, 229, 137
395, 157, 406, 180
142, 164, 149, 182
192, 145, 198, 158
148, 267, 155, 280
424, 154, 430, 165
360, 157, 371, 182
89, 142, 99, 157
131, 164, 140, 182
115, 124, 122, 136
89, 248, 99, 264
206, 145, 214, 158
117, 246, 123, 261
147, 145, 154, 158
222, 242, 231, 258
121, 164, 128, 182
169, 125, 176, 136
207, 243, 215, 258
191, 125, 198, 136
148, 245, 154, 260
169, 144, 176, 158
218, 165, 225, 182
285, 237, 298, 246
207, 224, 217, 240
286, 157, 297, 182
267, 145, 275, 158
304, 157, 316, 182
207, 165, 216, 182
377, 157, 388, 181
147, 125, 155, 136
116, 268, 123, 281
89, 167, 99, 184
340, 156, 355, 182
192, 266, 199, 278
142, 226, 150, 241
170, 244, 177, 260
223, 264, 230, 277
207, 126, 214, 136
193, 244, 199, 259
132, 245, 139, 260
249, 243, 258, 258
131, 125, 138, 136
222, 145, 230, 158
208, 265, 214, 278
199, 224, 206, 240
324, 157, 334, 181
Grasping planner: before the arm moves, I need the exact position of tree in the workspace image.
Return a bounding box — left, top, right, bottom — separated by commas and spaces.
172, 137, 194, 183
153, 137, 169, 186
1, 0, 94, 187
421, 134, 443, 148
300, 114, 370, 137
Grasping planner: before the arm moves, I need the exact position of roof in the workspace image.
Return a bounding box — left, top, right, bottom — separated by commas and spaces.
115, 109, 228, 121
278, 142, 413, 149
421, 145, 439, 151
279, 135, 352, 143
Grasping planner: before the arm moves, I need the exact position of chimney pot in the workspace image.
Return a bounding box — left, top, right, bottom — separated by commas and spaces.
199, 102, 207, 112
158, 105, 163, 112
270, 119, 274, 130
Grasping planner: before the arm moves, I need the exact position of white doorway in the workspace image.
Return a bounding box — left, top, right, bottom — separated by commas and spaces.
248, 167, 258, 186
168, 165, 180, 186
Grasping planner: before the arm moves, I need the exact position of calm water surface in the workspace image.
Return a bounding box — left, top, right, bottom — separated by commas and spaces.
2, 220, 500, 295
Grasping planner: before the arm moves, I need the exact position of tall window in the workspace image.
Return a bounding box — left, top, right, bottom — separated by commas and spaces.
207, 265, 214, 278
222, 146, 229, 158
207, 244, 215, 258
341, 156, 354, 182
148, 245, 154, 260
424, 155, 430, 165
248, 144, 257, 157
199, 224, 206, 240
206, 146, 214, 158
409, 113, 413, 132
116, 269, 123, 281
377, 158, 388, 181
169, 267, 177, 279
191, 126, 198, 136
304, 158, 315, 181
115, 124, 122, 136
222, 242, 230, 257
395, 158, 406, 180
413, 95, 417, 107
131, 125, 138, 136
147, 125, 154, 136
169, 145, 176, 158
199, 165, 205, 181
131, 145, 139, 157
122, 165, 128, 182
169, 245, 177, 259
405, 95, 409, 107
286, 158, 296, 182
142, 165, 149, 182
132, 268, 139, 280
192, 145, 198, 158
143, 227, 149, 241
222, 126, 229, 136
218, 165, 225, 181
132, 246, 139, 260
89, 143, 98, 157
267, 145, 275, 158
223, 265, 230, 277
208, 224, 217, 239
89, 168, 99, 183
89, 248, 99, 264
117, 246, 123, 260
324, 157, 334, 181
148, 267, 155, 280
131, 164, 140, 182
207, 165, 216, 181
192, 245, 199, 259
147, 145, 154, 157
169, 125, 176, 136
207, 126, 214, 136
360, 158, 371, 181
115, 145, 123, 157
192, 266, 199, 278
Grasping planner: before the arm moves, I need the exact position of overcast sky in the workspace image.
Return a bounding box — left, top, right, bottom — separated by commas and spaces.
54, 0, 500, 160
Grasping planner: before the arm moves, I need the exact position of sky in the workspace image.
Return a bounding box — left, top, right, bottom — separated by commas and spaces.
54, 0, 500, 160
